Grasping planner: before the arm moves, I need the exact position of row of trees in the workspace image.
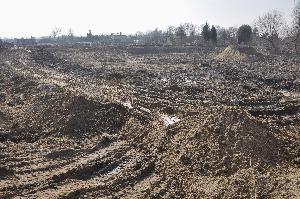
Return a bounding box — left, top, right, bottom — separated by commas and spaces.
137, 1, 300, 53
143, 2, 300, 53
136, 23, 250, 47
5, 1, 299, 53
136, 23, 231, 46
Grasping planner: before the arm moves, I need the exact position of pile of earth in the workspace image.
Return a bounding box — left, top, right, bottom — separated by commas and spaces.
0, 67, 129, 142
9, 91, 129, 141
93, 106, 290, 198
216, 45, 264, 61
158, 106, 284, 176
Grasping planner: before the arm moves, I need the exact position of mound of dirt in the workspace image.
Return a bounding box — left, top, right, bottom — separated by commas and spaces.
80, 106, 286, 198
158, 106, 283, 177
14, 92, 129, 137
216, 45, 264, 61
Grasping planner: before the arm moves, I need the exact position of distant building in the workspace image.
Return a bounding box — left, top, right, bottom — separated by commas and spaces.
14, 37, 36, 45
110, 32, 128, 44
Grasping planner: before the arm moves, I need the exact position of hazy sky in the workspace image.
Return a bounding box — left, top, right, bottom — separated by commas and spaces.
0, 0, 296, 38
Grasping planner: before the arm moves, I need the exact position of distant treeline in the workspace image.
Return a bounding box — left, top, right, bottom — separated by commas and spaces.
1, 2, 300, 53
0, 25, 256, 47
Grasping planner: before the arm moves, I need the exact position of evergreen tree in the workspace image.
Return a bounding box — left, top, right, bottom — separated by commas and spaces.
211, 26, 217, 43
237, 25, 252, 44
87, 30, 93, 42
202, 22, 210, 42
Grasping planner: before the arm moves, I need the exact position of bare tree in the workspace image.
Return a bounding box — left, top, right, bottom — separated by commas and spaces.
68, 28, 74, 38
293, 1, 300, 53
217, 27, 228, 45
66, 28, 74, 43
165, 26, 176, 44
176, 25, 187, 44
166, 26, 176, 36
182, 23, 196, 37
149, 28, 163, 45
226, 27, 238, 44
51, 27, 62, 39
254, 10, 286, 53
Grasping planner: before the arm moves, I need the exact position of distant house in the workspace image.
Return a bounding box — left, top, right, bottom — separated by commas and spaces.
110, 32, 128, 45
14, 37, 36, 45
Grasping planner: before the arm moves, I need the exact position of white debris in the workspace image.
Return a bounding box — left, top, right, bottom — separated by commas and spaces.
4, 61, 10, 66
162, 115, 180, 126
161, 78, 168, 82
203, 100, 210, 104
122, 102, 133, 109
185, 79, 192, 84
140, 107, 151, 113
185, 79, 197, 85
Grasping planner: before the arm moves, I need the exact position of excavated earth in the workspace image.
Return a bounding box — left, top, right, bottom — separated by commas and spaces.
0, 45, 300, 198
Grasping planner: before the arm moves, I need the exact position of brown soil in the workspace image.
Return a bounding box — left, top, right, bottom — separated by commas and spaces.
0, 45, 300, 198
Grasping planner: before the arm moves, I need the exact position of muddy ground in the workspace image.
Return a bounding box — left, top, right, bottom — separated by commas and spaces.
0, 45, 300, 198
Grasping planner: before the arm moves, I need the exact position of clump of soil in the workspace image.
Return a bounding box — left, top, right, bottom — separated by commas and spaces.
216, 45, 264, 61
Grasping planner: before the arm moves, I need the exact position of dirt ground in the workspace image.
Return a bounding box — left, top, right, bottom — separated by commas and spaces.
0, 45, 300, 198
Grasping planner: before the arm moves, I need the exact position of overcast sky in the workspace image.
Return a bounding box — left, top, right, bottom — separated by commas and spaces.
0, 0, 296, 38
